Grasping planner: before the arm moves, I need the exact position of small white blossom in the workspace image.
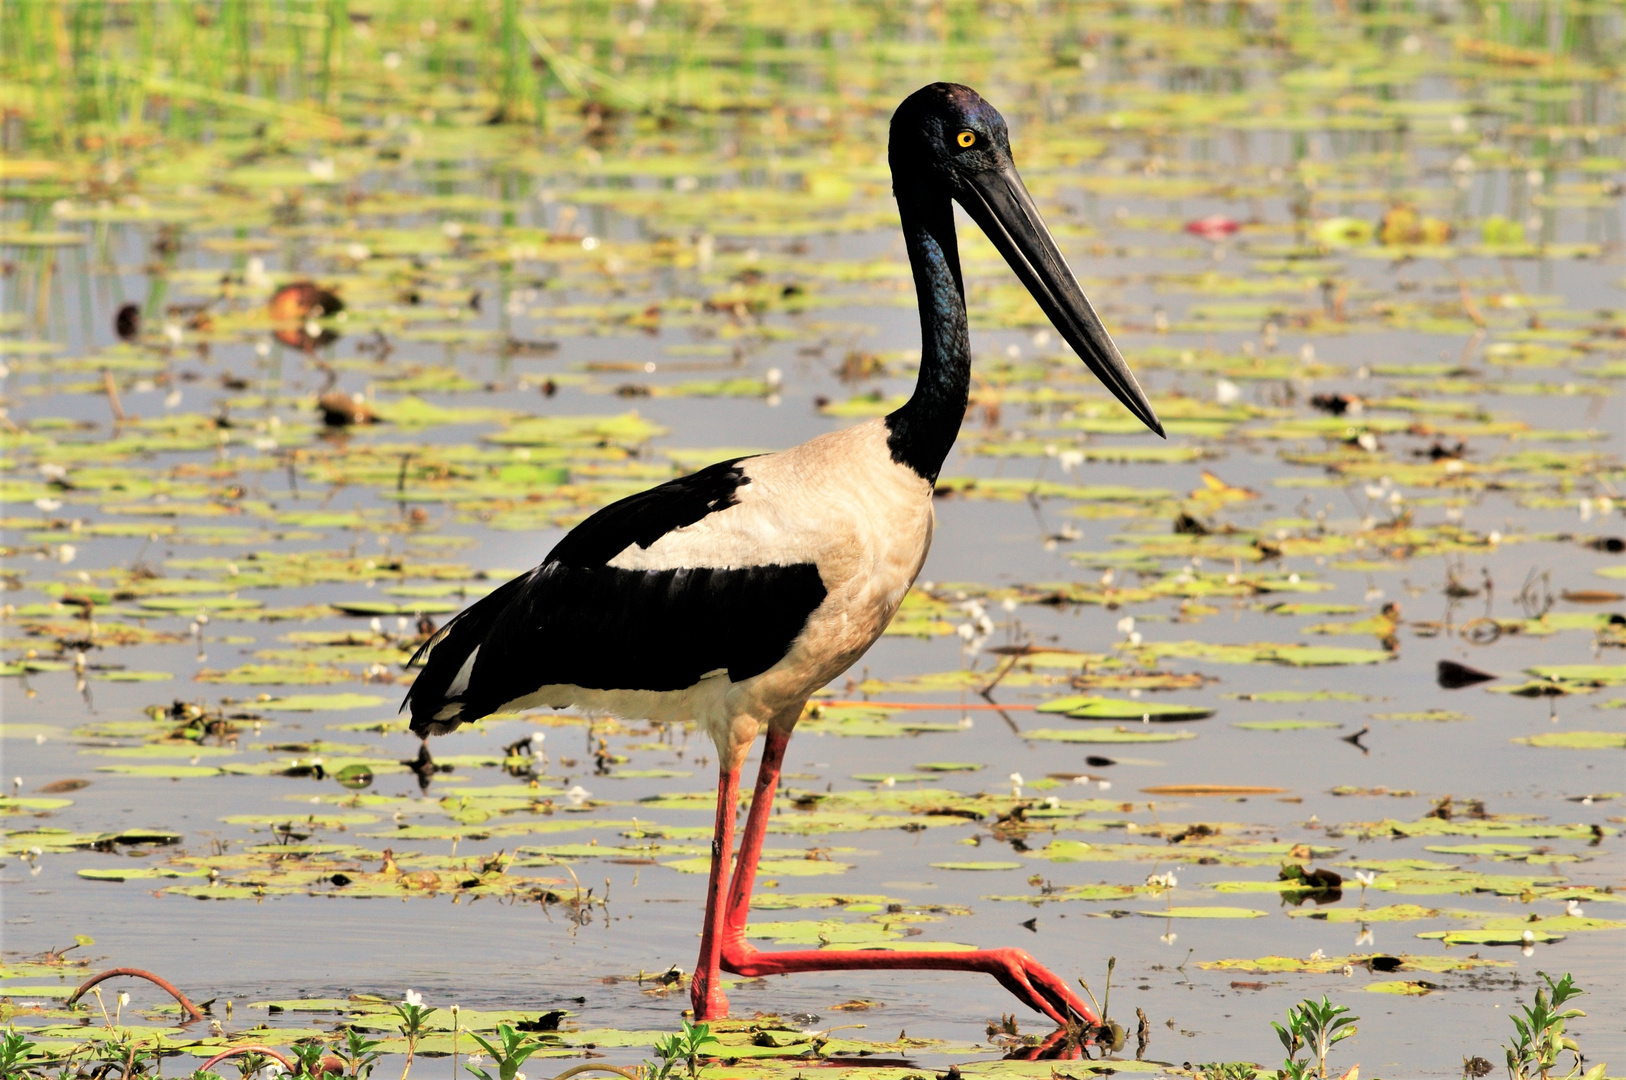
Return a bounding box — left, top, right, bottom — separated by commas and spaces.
403, 989, 423, 1008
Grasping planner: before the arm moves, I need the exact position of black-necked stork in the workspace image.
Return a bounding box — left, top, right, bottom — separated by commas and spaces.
404, 83, 1163, 1029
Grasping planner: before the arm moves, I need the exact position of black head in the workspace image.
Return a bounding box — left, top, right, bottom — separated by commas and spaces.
888, 83, 1164, 437
888, 83, 1012, 194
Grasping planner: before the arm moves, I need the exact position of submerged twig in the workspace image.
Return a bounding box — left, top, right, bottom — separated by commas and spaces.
196, 1045, 297, 1074
66, 968, 207, 1023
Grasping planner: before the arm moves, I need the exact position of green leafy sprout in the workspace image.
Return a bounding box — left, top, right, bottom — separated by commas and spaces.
464, 1023, 554, 1080
1, 1027, 45, 1079
336, 1028, 383, 1080
649, 1020, 721, 1080
1195, 1064, 1259, 1080
1273, 995, 1358, 1080
393, 991, 438, 1080
1504, 972, 1606, 1080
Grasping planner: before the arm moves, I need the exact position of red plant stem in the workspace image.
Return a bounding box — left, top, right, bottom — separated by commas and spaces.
196, 1046, 297, 1074
815, 700, 1036, 710
66, 968, 206, 1023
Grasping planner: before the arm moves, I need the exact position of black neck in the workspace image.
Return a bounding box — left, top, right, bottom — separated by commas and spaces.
884, 189, 970, 483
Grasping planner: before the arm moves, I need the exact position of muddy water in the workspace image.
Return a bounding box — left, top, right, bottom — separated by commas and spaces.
3, 36, 1624, 1080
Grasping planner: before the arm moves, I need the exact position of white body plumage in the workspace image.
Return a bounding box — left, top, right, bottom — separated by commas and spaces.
448, 418, 934, 769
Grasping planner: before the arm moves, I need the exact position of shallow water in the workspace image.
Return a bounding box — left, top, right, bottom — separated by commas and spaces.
3, 4, 1624, 1077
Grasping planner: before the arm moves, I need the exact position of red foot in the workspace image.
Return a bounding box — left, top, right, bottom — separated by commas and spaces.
719, 939, 1095, 1029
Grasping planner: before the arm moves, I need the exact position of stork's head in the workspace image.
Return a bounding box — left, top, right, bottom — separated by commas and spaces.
890, 83, 1163, 437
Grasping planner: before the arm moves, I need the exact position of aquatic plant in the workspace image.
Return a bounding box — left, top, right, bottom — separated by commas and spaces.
648, 1020, 720, 1080
1274, 996, 1358, 1080
335, 1029, 383, 1080
1503, 972, 1605, 1080
0, 1028, 46, 1079
392, 991, 437, 1080
464, 1023, 554, 1080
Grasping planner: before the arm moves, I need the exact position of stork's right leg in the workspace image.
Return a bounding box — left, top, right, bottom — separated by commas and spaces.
713, 728, 1095, 1030
690, 762, 741, 1021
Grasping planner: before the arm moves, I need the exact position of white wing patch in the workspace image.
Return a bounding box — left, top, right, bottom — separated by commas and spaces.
605, 460, 829, 572
446, 645, 480, 698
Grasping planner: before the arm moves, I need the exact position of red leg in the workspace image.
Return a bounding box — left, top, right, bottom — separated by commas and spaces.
690, 761, 741, 1021
714, 726, 1096, 1030
719, 726, 791, 945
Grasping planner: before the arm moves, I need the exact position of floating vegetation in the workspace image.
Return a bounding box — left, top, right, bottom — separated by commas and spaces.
1, 0, 1621, 1074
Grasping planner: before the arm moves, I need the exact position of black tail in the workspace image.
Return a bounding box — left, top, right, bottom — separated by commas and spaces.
401, 571, 535, 737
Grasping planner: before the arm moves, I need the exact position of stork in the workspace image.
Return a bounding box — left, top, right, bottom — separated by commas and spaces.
405, 83, 1163, 1030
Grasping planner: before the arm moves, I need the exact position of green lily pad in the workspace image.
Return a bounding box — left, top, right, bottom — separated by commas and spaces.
0, 724, 61, 740
1512, 731, 1625, 749
329, 600, 462, 616
1414, 928, 1566, 945
1138, 906, 1269, 918
89, 670, 175, 682
1025, 727, 1197, 744
1199, 953, 1512, 974
928, 861, 1025, 871
1373, 710, 1471, 722
93, 764, 223, 778
1366, 980, 1439, 995
254, 694, 388, 711
1232, 720, 1342, 731
1037, 695, 1214, 721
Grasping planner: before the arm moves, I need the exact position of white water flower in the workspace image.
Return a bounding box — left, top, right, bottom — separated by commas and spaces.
1355, 870, 1376, 888
403, 989, 423, 1008
1308, 948, 1325, 962
567, 785, 592, 806
1565, 899, 1583, 917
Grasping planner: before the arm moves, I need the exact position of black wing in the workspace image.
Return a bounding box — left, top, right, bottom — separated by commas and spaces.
402, 458, 827, 735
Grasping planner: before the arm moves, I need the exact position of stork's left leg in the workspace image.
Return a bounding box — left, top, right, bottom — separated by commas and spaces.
689, 761, 741, 1021
714, 725, 1096, 1030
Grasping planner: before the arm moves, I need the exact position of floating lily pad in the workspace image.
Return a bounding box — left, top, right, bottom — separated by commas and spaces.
1137, 906, 1268, 918
254, 694, 388, 711
1366, 980, 1439, 995
1037, 695, 1214, 721
1512, 731, 1625, 749
1024, 727, 1197, 744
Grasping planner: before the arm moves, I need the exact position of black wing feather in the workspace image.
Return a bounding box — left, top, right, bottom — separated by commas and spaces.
403, 457, 826, 736
546, 457, 753, 566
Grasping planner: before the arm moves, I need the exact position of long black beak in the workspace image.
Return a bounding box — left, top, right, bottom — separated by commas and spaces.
958, 165, 1164, 437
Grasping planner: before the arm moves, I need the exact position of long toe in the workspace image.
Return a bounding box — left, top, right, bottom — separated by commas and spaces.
984, 949, 1068, 1025
986, 948, 1098, 1028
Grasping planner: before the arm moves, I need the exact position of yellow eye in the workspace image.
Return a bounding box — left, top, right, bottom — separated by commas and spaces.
957, 130, 976, 148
